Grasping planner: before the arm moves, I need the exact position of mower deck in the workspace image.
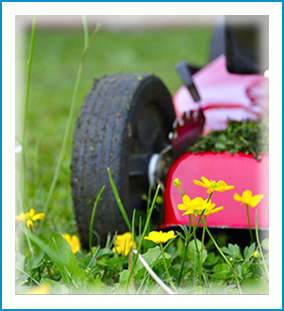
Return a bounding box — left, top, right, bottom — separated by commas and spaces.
162, 151, 269, 229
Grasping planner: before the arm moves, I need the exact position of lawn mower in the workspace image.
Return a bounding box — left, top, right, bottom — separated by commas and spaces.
71, 16, 269, 248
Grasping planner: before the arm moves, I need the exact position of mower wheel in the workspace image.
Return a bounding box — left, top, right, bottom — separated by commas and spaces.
71, 74, 176, 248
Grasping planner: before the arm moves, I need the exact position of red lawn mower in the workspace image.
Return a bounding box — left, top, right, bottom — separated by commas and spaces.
71, 16, 269, 248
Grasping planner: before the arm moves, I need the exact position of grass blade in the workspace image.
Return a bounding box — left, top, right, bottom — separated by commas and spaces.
21, 15, 36, 208
89, 186, 105, 253
255, 210, 269, 279
107, 167, 131, 232
124, 185, 160, 292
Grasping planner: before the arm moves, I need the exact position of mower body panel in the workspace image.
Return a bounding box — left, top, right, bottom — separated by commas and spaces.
162, 152, 269, 229
172, 54, 268, 135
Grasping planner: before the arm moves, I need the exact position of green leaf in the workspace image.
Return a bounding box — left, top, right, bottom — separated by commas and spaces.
204, 252, 219, 267
188, 239, 207, 265
15, 252, 25, 271
211, 263, 232, 279
133, 246, 173, 281
244, 243, 256, 260
116, 270, 132, 294
27, 252, 45, 271
262, 238, 269, 250
15, 252, 26, 282
49, 232, 87, 286
188, 118, 269, 159
221, 243, 243, 260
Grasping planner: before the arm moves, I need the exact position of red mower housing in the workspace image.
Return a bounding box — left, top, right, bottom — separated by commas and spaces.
162, 55, 269, 230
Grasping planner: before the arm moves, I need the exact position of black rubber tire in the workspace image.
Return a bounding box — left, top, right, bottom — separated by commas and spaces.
71, 74, 176, 248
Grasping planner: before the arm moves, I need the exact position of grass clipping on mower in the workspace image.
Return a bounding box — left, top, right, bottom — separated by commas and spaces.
188, 118, 269, 161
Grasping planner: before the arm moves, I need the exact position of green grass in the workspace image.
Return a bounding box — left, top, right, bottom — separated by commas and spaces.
20, 26, 212, 235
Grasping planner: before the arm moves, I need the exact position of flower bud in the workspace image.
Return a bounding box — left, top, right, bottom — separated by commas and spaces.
156, 196, 164, 204
173, 178, 181, 187
253, 251, 260, 258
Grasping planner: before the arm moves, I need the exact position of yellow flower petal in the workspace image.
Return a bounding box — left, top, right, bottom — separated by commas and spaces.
144, 230, 176, 244
183, 195, 191, 205
29, 208, 36, 217
249, 194, 264, 208
207, 206, 224, 215
70, 235, 81, 254
195, 177, 234, 193
201, 176, 211, 186
62, 234, 81, 254
62, 234, 72, 244
182, 209, 193, 216
15, 213, 26, 222
216, 180, 229, 187
26, 219, 33, 228
233, 193, 242, 202
242, 190, 253, 203
178, 203, 188, 211
194, 179, 208, 188
31, 213, 45, 221
113, 232, 135, 256
234, 190, 264, 208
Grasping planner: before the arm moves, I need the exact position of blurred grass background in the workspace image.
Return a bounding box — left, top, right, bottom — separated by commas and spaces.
20, 25, 214, 236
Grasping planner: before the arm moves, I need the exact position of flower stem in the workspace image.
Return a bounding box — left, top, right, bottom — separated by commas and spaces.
201, 218, 242, 294
177, 185, 184, 197
246, 204, 254, 244
200, 215, 207, 264
193, 215, 202, 285
206, 192, 213, 203
177, 214, 192, 287
255, 210, 269, 280
160, 243, 176, 292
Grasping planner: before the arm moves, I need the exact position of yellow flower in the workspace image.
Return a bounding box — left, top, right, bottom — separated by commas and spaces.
178, 195, 223, 216
28, 283, 50, 295
173, 178, 181, 187
144, 230, 176, 244
194, 176, 234, 194
62, 234, 81, 254
233, 190, 264, 208
15, 208, 45, 228
112, 232, 136, 256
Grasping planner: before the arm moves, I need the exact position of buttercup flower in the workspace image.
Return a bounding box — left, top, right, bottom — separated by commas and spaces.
62, 234, 81, 254
234, 190, 264, 208
144, 230, 176, 244
15, 208, 45, 228
178, 195, 223, 216
194, 176, 234, 194
112, 232, 136, 256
